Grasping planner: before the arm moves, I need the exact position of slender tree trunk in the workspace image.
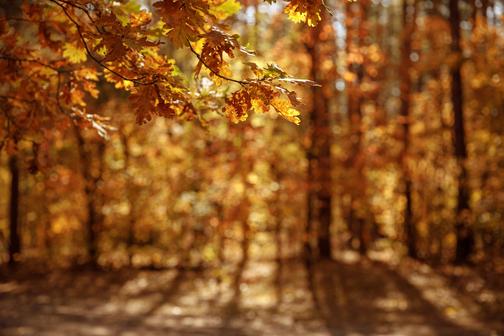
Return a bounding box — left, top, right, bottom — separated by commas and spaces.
305, 133, 315, 259
238, 125, 252, 264
271, 165, 284, 261
75, 129, 95, 264
307, 15, 333, 259
120, 132, 136, 266
400, 0, 418, 259
75, 128, 105, 266
8, 154, 20, 266
304, 34, 317, 260
43, 205, 52, 259
449, 0, 474, 264
345, 0, 368, 255
216, 203, 226, 266
240, 207, 250, 264
238, 176, 251, 267
85, 179, 98, 265
481, 0, 487, 18
345, 0, 357, 249
271, 165, 285, 303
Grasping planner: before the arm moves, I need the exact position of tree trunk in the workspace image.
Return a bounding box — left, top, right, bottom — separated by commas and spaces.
216, 203, 226, 266
8, 154, 20, 266
305, 133, 315, 259
75, 127, 105, 266
307, 15, 333, 259
449, 0, 474, 264
400, 0, 418, 259
272, 165, 284, 261
120, 132, 136, 266
75, 129, 95, 264
345, 0, 368, 255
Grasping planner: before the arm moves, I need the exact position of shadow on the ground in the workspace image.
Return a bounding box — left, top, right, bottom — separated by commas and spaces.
0, 258, 498, 336
0, 267, 210, 335
305, 258, 487, 336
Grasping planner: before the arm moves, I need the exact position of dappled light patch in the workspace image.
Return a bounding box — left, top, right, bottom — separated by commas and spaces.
1, 256, 501, 335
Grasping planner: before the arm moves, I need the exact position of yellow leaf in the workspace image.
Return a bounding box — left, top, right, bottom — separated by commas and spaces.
271, 97, 301, 125
251, 98, 268, 114
224, 89, 251, 123
284, 0, 322, 27
210, 0, 241, 20
63, 43, 87, 63
225, 104, 248, 123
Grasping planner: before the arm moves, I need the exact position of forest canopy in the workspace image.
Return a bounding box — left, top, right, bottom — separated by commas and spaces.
0, 0, 321, 145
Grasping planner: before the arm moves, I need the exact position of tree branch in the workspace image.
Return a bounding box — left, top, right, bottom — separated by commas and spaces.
49, 0, 158, 86
187, 39, 248, 86
0, 55, 68, 73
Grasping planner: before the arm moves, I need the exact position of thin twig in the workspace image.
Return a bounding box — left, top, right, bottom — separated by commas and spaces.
321, 0, 335, 17
0, 55, 67, 73
0, 95, 37, 104
0, 17, 60, 24
49, 0, 158, 86
56, 0, 97, 26
186, 39, 247, 86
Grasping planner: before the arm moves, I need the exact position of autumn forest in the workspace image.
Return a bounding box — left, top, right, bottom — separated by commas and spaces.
0, 0, 503, 335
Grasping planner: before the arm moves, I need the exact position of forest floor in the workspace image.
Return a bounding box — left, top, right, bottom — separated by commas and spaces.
0, 253, 503, 336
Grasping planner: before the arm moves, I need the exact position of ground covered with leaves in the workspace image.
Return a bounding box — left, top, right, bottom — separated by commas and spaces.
1, 254, 502, 336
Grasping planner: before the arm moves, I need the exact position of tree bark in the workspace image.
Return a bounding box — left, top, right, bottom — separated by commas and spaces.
75, 128, 105, 266
305, 126, 315, 259
400, 0, 418, 259
8, 154, 21, 266
307, 15, 333, 259
449, 0, 474, 264
120, 132, 136, 266
345, 0, 368, 255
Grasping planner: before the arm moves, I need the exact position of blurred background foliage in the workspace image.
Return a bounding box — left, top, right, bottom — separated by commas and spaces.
0, 0, 503, 272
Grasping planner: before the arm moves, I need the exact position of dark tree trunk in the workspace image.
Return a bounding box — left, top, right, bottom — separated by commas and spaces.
238, 127, 252, 265
345, 0, 369, 255
306, 16, 333, 260
216, 203, 226, 265
272, 166, 283, 261
345, 0, 358, 250
120, 132, 135, 266
305, 134, 315, 259
75, 129, 95, 264
449, 0, 474, 264
3, 1, 22, 267
85, 179, 98, 265
404, 180, 416, 257
8, 154, 21, 266
75, 128, 105, 266
400, 0, 418, 259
